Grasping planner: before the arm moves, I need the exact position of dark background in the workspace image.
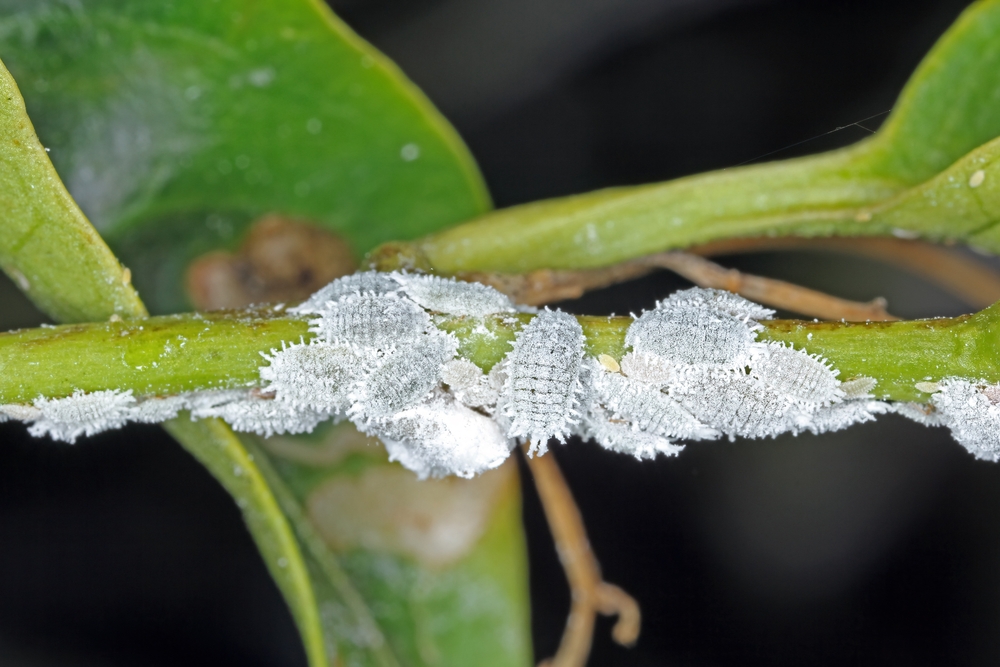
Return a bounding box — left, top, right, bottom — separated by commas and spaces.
2, 0, 998, 665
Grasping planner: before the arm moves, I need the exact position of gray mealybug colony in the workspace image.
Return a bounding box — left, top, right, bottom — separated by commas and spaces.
4, 276, 994, 477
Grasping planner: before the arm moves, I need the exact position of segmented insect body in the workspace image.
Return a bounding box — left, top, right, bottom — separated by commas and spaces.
659, 287, 775, 321
29, 389, 137, 443
670, 367, 796, 439
373, 390, 511, 479
840, 376, 877, 399
625, 305, 758, 367
501, 309, 585, 450
260, 341, 365, 413
584, 406, 685, 460
351, 334, 458, 420
592, 365, 718, 441
619, 350, 674, 386
931, 379, 1000, 461
131, 395, 188, 423
750, 342, 842, 406
393, 273, 515, 317
309, 292, 431, 350
289, 271, 400, 315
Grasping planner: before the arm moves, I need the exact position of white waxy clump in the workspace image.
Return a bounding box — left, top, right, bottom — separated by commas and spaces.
392, 273, 515, 317
289, 271, 399, 315
619, 350, 674, 386
189, 390, 329, 437
261, 341, 364, 413
501, 309, 586, 453
804, 399, 890, 435
626, 303, 758, 367
131, 395, 189, 423
584, 406, 684, 460
309, 292, 431, 350
892, 401, 945, 426
592, 363, 718, 441
749, 342, 842, 406
371, 391, 512, 479
29, 389, 137, 443
930, 378, 1000, 461
441, 358, 499, 408
351, 334, 457, 420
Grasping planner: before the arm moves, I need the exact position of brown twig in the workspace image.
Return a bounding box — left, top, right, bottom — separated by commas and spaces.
522, 444, 640, 667
688, 236, 1000, 309
463, 251, 897, 321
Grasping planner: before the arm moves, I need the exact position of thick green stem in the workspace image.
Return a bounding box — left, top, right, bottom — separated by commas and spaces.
4, 303, 1000, 405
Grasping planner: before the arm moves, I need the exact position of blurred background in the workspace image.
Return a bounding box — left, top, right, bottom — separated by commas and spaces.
2, 0, 999, 664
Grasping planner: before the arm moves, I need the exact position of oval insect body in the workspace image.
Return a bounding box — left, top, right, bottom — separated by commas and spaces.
750, 342, 842, 405
352, 334, 457, 420
290, 271, 400, 315
392, 273, 515, 317
626, 305, 757, 367
309, 292, 431, 350
260, 341, 366, 413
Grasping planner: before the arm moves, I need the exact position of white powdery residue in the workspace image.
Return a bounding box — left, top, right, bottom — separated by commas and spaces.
500, 309, 586, 453
350, 333, 458, 421
892, 401, 946, 426
749, 342, 842, 406
0, 404, 42, 422
261, 341, 367, 413
584, 406, 684, 460
309, 292, 432, 350
189, 391, 329, 437
440, 358, 498, 408
619, 350, 674, 386
370, 391, 512, 479
289, 271, 400, 315
392, 273, 515, 317
841, 376, 878, 399
592, 362, 718, 441
131, 395, 188, 423
931, 378, 1000, 460
626, 302, 758, 367
29, 389, 137, 443
804, 400, 890, 435
659, 287, 775, 321
669, 367, 798, 439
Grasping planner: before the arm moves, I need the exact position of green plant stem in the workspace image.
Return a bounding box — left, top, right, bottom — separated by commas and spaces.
4, 304, 1000, 405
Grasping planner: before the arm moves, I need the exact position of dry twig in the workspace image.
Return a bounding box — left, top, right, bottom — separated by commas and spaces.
523, 444, 641, 667
463, 252, 897, 321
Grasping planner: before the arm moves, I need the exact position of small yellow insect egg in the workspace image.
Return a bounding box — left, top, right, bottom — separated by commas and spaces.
598, 354, 621, 373
969, 169, 986, 188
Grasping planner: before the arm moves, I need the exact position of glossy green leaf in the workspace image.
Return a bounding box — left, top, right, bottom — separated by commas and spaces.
369, 0, 1000, 274
0, 56, 331, 667
0, 2, 532, 665
0, 0, 490, 312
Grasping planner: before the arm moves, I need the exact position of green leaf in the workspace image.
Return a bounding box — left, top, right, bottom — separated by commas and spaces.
0, 0, 490, 312
0, 56, 332, 667
0, 2, 532, 665
368, 0, 1000, 274
0, 57, 144, 322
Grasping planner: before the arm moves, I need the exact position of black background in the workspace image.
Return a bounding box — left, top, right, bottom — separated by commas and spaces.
2, 0, 999, 665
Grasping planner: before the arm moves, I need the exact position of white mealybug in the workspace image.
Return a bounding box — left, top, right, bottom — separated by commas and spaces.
841, 376, 878, 399
392, 273, 516, 317
308, 292, 431, 350
29, 389, 137, 443
260, 341, 366, 413
591, 363, 719, 441
584, 406, 685, 460
931, 378, 1000, 461
669, 366, 797, 439
289, 271, 400, 315
131, 395, 189, 423
625, 303, 759, 367
749, 342, 842, 406
440, 358, 499, 408
659, 287, 775, 321
619, 350, 674, 386
501, 309, 585, 453
350, 333, 458, 421
188, 390, 329, 437
804, 399, 890, 435
371, 390, 512, 479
